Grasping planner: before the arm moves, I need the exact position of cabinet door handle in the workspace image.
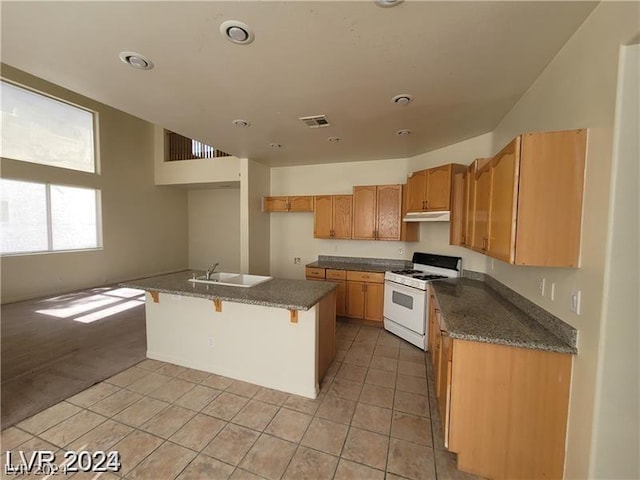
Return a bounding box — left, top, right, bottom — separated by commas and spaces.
425, 200, 429, 209
286, 201, 291, 211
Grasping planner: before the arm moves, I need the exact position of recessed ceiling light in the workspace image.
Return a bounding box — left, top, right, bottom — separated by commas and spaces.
233, 119, 250, 127
392, 94, 414, 105
397, 129, 412, 136
375, 0, 404, 8
269, 143, 283, 149
220, 20, 255, 45
328, 137, 341, 143
119, 51, 154, 70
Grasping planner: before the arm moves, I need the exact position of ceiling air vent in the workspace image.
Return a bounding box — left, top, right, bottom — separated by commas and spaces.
299, 115, 331, 128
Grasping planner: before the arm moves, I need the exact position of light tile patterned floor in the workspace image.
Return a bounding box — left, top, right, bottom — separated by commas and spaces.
1, 322, 483, 480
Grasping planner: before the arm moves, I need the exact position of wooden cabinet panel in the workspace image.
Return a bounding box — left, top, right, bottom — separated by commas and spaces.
326, 269, 347, 280
515, 130, 586, 267
352, 185, 403, 241
314, 195, 353, 239
472, 161, 491, 252
427, 164, 453, 211
264, 195, 313, 212
449, 340, 572, 480
346, 271, 384, 283
462, 160, 482, 248
488, 138, 519, 263
407, 164, 463, 214
376, 185, 402, 240
289, 196, 313, 212
464, 129, 586, 267
352, 186, 377, 239
428, 289, 439, 366
305, 267, 325, 279
363, 283, 383, 322
333, 195, 353, 239
263, 196, 289, 212
407, 169, 427, 212
346, 282, 365, 318
449, 172, 465, 246
313, 196, 333, 238
334, 281, 346, 317
345, 269, 383, 322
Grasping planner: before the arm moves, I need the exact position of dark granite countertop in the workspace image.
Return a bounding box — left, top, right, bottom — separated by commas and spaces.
121, 271, 337, 311
431, 278, 576, 354
306, 255, 410, 273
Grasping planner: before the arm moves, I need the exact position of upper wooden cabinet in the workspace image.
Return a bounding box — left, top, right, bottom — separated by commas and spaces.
407, 164, 465, 213
263, 195, 313, 212
472, 129, 586, 267
314, 195, 353, 239
353, 185, 403, 240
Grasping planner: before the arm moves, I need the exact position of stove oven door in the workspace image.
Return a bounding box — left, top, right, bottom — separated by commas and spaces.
383, 280, 427, 334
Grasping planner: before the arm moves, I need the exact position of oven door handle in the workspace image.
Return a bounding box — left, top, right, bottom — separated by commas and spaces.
384, 280, 423, 295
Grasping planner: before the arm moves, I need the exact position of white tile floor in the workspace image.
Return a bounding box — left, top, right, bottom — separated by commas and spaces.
1, 322, 483, 480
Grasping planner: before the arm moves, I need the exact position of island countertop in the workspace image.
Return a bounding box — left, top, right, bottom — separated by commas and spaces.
431, 277, 576, 354
122, 271, 337, 311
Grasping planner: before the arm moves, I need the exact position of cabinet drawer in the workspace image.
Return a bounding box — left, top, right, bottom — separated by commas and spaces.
326, 269, 347, 280
305, 267, 326, 279
346, 271, 384, 283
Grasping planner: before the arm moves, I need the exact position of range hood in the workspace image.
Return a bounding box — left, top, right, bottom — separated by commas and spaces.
403, 211, 451, 222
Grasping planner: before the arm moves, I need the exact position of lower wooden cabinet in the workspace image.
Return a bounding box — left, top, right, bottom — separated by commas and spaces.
306, 268, 384, 323
326, 269, 347, 316
427, 285, 572, 480
345, 271, 384, 323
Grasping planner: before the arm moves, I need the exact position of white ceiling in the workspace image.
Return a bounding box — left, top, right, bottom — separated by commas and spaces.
1, 1, 597, 167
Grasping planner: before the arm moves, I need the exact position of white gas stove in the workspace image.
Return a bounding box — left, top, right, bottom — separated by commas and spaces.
383, 252, 461, 350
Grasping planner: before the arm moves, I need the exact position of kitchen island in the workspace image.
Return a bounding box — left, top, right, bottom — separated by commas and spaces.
122, 271, 337, 399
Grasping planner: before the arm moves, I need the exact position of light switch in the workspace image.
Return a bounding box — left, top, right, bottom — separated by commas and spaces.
570, 289, 581, 315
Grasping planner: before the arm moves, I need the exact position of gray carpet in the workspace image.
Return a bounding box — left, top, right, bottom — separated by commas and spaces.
1, 286, 147, 428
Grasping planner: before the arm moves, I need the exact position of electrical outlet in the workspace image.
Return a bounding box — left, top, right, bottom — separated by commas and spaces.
294, 257, 301, 265
550, 282, 556, 301
207, 337, 215, 347
398, 247, 404, 255
538, 278, 546, 297
570, 290, 581, 315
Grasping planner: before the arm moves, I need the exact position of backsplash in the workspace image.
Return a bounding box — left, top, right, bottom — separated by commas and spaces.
317, 255, 411, 270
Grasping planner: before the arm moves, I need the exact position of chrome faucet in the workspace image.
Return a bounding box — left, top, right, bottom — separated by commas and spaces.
205, 262, 220, 280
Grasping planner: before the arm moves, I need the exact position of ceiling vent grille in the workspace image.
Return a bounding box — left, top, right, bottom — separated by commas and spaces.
299, 115, 331, 128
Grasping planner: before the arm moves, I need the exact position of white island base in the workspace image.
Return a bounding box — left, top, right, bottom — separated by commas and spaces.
144, 291, 336, 399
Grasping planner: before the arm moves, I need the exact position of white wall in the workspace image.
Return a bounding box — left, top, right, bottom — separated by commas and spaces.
484, 4, 640, 478
241, 159, 271, 276
153, 126, 241, 186
0, 65, 188, 303
188, 188, 241, 272
591, 43, 639, 479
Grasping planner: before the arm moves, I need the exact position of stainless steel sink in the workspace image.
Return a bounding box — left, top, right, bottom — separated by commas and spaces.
188, 272, 272, 288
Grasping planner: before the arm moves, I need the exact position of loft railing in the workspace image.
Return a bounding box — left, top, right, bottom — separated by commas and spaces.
166, 131, 231, 161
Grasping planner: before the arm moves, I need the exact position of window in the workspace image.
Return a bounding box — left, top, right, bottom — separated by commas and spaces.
0, 179, 100, 255
0, 81, 96, 173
